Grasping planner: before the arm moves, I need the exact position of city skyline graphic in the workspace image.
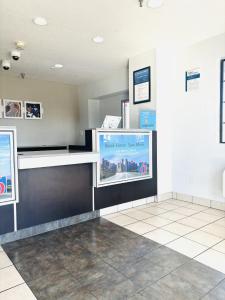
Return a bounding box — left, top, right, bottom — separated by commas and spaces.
99, 134, 151, 183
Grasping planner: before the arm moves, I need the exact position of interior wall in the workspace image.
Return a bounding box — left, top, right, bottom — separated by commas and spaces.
0, 74, 78, 146
129, 49, 156, 129
128, 48, 172, 195
172, 33, 225, 202
77, 67, 128, 143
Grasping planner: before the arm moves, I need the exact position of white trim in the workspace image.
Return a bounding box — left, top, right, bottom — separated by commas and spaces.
18, 151, 99, 169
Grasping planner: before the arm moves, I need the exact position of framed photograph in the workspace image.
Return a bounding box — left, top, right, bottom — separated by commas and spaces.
25, 101, 43, 119
3, 99, 23, 119
133, 67, 151, 104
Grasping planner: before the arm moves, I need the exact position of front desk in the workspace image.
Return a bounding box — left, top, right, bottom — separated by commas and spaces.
0, 129, 157, 242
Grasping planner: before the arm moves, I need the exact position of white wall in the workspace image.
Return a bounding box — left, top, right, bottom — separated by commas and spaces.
129, 49, 173, 195
172, 33, 225, 202
0, 74, 78, 146
77, 67, 128, 143
128, 33, 225, 202
129, 49, 156, 128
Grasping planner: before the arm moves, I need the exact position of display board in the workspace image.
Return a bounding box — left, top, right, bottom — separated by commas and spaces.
95, 130, 152, 187
0, 127, 18, 204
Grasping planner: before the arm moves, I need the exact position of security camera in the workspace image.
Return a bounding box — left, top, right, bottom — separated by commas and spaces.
11, 50, 21, 61
2, 60, 11, 70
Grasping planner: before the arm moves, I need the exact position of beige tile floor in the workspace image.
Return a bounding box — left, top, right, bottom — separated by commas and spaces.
0, 247, 36, 300
104, 199, 225, 274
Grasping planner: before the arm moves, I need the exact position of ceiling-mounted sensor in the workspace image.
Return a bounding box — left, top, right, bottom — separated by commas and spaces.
11, 50, 21, 61
15, 41, 25, 50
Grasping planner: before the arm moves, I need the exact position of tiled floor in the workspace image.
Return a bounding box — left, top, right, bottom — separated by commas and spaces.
0, 246, 36, 299
1, 199, 225, 299
104, 199, 225, 274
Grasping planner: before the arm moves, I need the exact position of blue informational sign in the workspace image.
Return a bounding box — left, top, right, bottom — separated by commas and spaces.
98, 133, 152, 185
140, 110, 156, 130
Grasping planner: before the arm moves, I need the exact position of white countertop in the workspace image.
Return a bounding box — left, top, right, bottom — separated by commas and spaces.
18, 150, 99, 169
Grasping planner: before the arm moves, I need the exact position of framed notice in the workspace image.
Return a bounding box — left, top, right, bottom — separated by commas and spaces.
185, 68, 200, 92
220, 59, 225, 143
0, 127, 19, 205
133, 67, 151, 104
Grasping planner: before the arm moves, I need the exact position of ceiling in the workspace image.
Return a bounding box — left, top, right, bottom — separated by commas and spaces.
0, 0, 225, 85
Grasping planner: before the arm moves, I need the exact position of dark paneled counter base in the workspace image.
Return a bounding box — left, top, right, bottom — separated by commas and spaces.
0, 205, 14, 235
94, 131, 157, 210
17, 163, 93, 230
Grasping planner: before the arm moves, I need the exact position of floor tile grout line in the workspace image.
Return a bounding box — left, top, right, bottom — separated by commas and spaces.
199, 277, 225, 299
0, 263, 14, 272
0, 282, 26, 295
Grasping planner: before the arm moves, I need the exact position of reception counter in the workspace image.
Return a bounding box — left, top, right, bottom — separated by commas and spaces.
0, 129, 157, 243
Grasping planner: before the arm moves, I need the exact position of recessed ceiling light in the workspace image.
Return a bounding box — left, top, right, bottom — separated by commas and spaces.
92, 36, 104, 44
147, 0, 164, 8
33, 17, 48, 26
51, 64, 63, 69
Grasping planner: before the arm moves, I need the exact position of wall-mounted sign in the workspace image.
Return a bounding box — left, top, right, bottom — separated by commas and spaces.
0, 127, 19, 205
140, 110, 156, 130
185, 68, 200, 92
133, 67, 151, 104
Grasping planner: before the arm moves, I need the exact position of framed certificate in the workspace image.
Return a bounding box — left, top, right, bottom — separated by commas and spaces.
133, 67, 151, 104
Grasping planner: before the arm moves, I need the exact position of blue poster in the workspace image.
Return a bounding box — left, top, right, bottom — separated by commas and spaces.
0, 134, 13, 200
99, 133, 152, 185
140, 110, 156, 130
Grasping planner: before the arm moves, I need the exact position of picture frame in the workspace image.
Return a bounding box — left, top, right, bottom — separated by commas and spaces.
220, 59, 225, 143
133, 66, 151, 105
3, 99, 23, 119
25, 101, 43, 119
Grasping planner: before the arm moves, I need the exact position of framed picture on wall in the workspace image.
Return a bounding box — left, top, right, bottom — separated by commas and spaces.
133, 66, 151, 104
3, 99, 23, 119
25, 101, 43, 119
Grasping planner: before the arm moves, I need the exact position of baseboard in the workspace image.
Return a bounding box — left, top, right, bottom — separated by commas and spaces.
100, 196, 156, 216
0, 210, 100, 245
173, 192, 225, 211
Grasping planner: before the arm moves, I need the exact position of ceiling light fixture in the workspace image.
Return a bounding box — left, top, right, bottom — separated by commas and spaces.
147, 0, 164, 8
51, 64, 63, 69
92, 36, 104, 44
33, 17, 48, 26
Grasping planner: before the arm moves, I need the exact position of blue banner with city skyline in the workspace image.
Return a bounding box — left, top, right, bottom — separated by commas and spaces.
99, 133, 152, 185
0, 133, 13, 201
